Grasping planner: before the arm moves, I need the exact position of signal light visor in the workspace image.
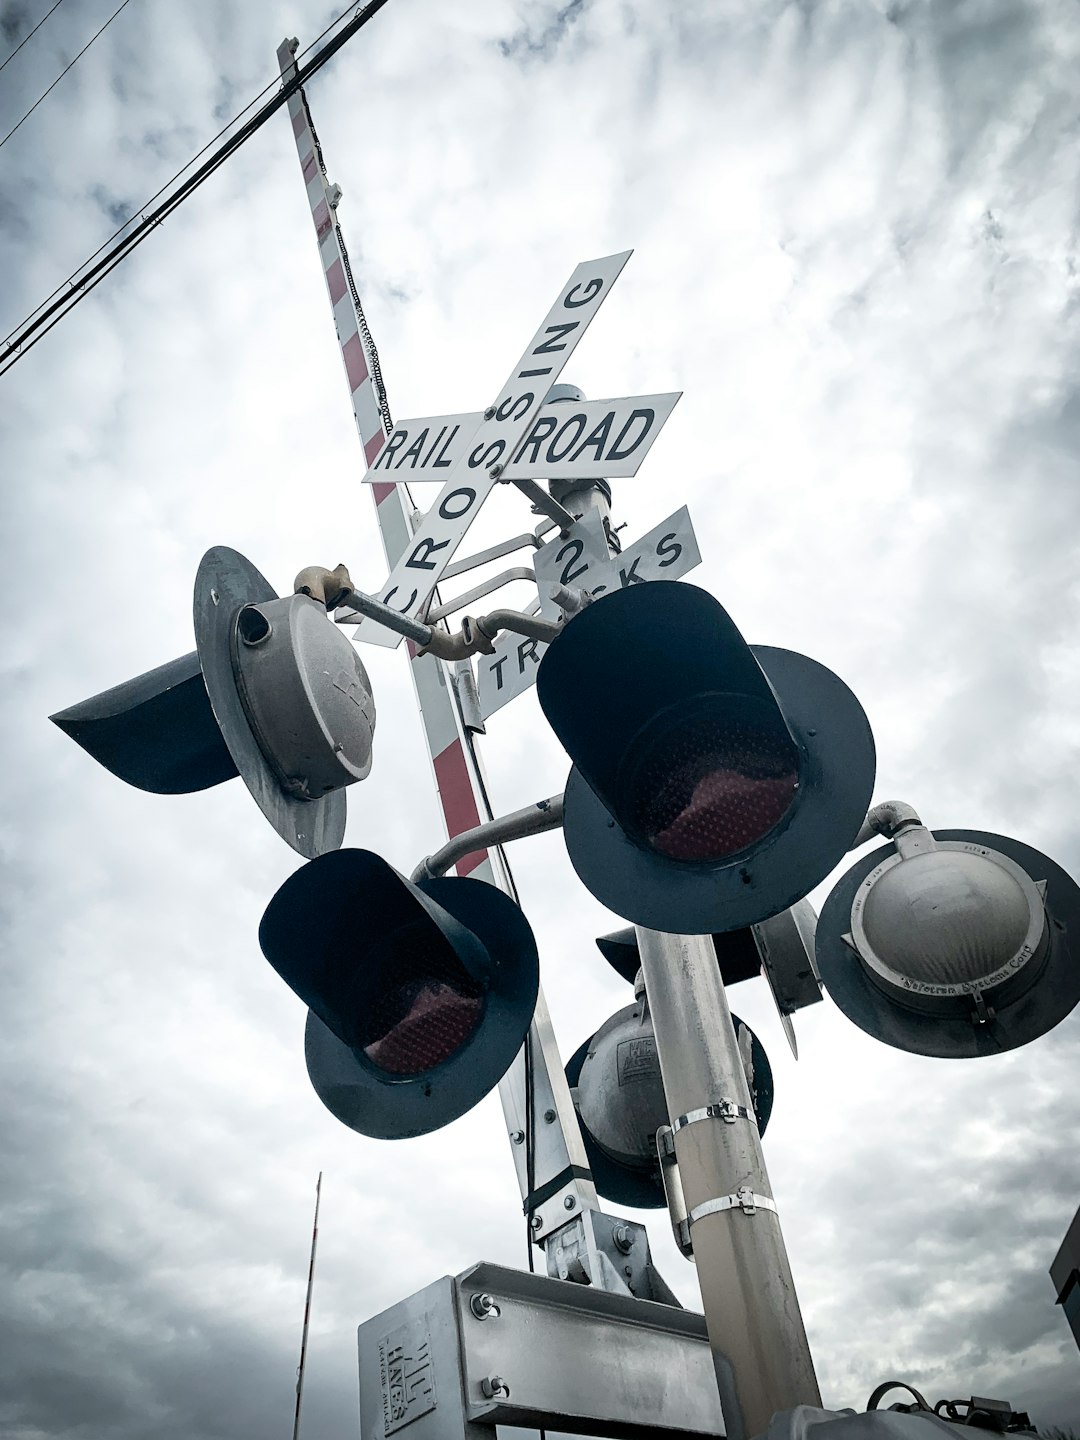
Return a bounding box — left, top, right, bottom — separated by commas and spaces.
260, 849, 539, 1139
537, 581, 876, 934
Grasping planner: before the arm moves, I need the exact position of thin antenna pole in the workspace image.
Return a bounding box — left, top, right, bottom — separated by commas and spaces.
292, 1171, 322, 1440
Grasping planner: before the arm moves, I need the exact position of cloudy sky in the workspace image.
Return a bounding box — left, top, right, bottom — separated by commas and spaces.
3, 0, 1080, 1435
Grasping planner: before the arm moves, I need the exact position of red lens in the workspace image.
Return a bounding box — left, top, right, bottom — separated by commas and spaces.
357, 923, 486, 1076
624, 709, 799, 863
363, 983, 484, 1075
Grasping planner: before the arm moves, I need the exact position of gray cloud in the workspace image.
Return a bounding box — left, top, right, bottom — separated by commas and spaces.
497, 0, 588, 63
1, 3, 32, 48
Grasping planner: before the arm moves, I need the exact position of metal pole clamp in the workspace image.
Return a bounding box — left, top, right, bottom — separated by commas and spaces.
657, 1119, 777, 1260
673, 1099, 758, 1132
674, 1188, 779, 1254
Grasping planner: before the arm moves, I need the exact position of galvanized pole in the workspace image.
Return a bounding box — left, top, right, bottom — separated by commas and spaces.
636, 929, 821, 1440
292, 1171, 322, 1440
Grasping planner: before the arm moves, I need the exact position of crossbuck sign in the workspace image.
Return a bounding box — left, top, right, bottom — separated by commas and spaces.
349, 251, 681, 649
362, 392, 680, 486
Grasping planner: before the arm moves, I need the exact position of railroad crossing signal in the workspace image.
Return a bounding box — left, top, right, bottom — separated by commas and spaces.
342, 250, 684, 648
566, 1001, 773, 1209
259, 849, 539, 1138
51, 546, 375, 857
537, 579, 876, 934
816, 824, 1080, 1058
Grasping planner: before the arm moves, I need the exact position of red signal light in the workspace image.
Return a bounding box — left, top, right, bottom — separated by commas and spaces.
623, 706, 799, 864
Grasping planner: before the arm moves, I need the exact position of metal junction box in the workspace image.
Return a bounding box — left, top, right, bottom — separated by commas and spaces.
357, 1260, 725, 1439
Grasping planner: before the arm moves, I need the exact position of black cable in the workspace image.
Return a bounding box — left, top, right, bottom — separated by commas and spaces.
0, 0, 393, 376
338, 221, 393, 432
866, 1380, 933, 1412
464, 728, 521, 908
0, 0, 69, 76
1, 2, 385, 357
935, 1399, 964, 1420
0, 0, 137, 151
6, 78, 277, 345
297, 82, 392, 432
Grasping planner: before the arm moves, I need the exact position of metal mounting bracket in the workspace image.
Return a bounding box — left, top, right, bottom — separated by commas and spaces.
410, 794, 564, 883
656, 1123, 693, 1259
441, 531, 546, 582
545, 1209, 682, 1306
507, 476, 577, 531
657, 1120, 778, 1259
425, 567, 537, 622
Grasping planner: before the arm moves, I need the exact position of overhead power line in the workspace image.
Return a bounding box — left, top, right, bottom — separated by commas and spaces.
4, 33, 326, 351
0, 0, 393, 379
0, 0, 69, 77
0, 0, 137, 150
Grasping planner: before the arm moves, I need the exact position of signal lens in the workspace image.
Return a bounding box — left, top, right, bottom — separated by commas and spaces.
623, 706, 799, 864
356, 921, 486, 1076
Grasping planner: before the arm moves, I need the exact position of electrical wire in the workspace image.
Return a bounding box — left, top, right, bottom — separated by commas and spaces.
1, 24, 346, 352
1, 2, 380, 352
0, 0, 69, 76
4, 70, 279, 348
0, 0, 393, 377
0, 0, 136, 151
463, 728, 522, 908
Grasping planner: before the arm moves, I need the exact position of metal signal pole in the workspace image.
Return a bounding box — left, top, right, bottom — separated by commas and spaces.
292, 1171, 323, 1440
640, 930, 821, 1437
